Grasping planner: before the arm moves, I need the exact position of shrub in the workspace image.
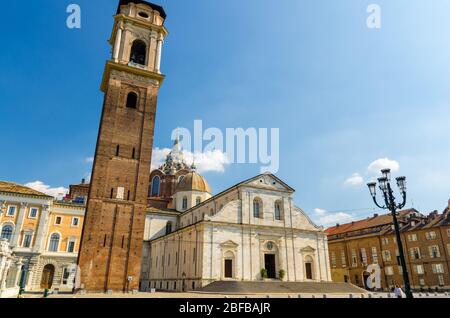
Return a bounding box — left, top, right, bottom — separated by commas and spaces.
260, 268, 268, 279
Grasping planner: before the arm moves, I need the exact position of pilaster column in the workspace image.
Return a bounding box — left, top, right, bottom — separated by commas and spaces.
32, 205, 50, 253
113, 23, 123, 62
155, 36, 163, 73
11, 203, 27, 247
0, 201, 6, 216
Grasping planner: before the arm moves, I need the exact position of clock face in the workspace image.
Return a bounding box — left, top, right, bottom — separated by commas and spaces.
267, 242, 274, 251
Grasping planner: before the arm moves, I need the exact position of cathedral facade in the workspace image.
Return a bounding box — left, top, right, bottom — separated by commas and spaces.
139, 142, 332, 292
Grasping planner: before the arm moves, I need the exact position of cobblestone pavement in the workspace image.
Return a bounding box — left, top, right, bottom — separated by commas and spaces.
19, 291, 450, 299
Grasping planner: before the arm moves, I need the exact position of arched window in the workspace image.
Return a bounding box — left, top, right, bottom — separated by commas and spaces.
1, 225, 13, 242
182, 197, 188, 210
275, 201, 283, 220
48, 233, 60, 252
130, 40, 147, 65
196, 197, 201, 206
151, 176, 160, 197
166, 222, 172, 235
253, 198, 262, 218
178, 175, 185, 184
126, 92, 138, 109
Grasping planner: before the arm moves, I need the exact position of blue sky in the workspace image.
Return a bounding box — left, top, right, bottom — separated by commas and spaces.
1, 0, 449, 226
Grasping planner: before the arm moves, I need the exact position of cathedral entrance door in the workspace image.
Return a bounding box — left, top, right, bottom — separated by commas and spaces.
224, 260, 233, 278
264, 254, 276, 279
40, 264, 55, 289
305, 262, 313, 280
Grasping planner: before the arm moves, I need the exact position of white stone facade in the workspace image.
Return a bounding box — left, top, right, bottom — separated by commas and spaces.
140, 174, 331, 292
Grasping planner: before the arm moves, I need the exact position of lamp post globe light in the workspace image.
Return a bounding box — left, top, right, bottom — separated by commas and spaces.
366, 169, 413, 298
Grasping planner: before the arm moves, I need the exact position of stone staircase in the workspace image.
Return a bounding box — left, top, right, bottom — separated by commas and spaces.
199, 281, 368, 295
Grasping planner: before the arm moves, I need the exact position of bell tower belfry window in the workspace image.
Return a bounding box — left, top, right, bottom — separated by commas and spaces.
77, 0, 168, 294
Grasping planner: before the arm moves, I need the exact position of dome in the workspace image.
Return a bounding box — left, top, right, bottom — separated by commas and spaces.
175, 171, 212, 194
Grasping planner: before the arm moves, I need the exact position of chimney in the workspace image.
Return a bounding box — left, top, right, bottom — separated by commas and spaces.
373, 213, 379, 218
336, 223, 340, 228
82, 178, 86, 184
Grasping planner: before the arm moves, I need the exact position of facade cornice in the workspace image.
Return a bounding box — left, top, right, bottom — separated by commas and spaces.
100, 60, 165, 92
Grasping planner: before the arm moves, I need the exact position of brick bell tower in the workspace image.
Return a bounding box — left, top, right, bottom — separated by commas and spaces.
77, 0, 167, 293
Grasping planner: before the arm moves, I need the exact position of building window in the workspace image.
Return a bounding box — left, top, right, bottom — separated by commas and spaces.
360, 248, 367, 266
382, 250, 391, 262
447, 229, 450, 237
151, 176, 161, 197
129, 40, 147, 65
253, 198, 262, 219
414, 264, 424, 275
1, 225, 14, 242
48, 233, 60, 252
447, 243, 450, 255
432, 263, 444, 274
351, 249, 357, 267
178, 175, 185, 183
274, 201, 283, 221
330, 251, 336, 268
438, 275, 445, 286
22, 231, 33, 248
385, 266, 394, 276
410, 247, 421, 260
419, 278, 425, 286
55, 216, 62, 225
371, 247, 378, 264
398, 266, 403, 274
196, 197, 201, 206
381, 237, 389, 245
341, 250, 347, 267
6, 206, 16, 216
126, 92, 138, 109
72, 217, 79, 227
408, 234, 418, 242
182, 197, 188, 210
429, 245, 440, 258
28, 207, 39, 219
62, 267, 71, 285
425, 231, 437, 240
166, 222, 172, 235
67, 240, 76, 253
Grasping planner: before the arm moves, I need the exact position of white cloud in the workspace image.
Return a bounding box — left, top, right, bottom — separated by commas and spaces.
151, 148, 230, 173
314, 208, 327, 216
25, 181, 69, 199
368, 158, 400, 174
344, 173, 364, 186
315, 212, 354, 227
151, 148, 172, 171
312, 208, 354, 227
85, 157, 94, 164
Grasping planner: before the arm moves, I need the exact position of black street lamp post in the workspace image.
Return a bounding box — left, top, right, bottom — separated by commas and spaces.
367, 169, 413, 298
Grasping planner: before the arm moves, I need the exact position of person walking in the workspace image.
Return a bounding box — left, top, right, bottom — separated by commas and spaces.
394, 285, 405, 298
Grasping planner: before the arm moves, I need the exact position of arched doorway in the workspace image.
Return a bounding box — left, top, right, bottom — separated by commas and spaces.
40, 264, 55, 289
304, 256, 314, 280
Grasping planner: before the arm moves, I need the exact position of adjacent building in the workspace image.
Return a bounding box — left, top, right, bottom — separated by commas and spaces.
0, 181, 85, 297
326, 202, 450, 291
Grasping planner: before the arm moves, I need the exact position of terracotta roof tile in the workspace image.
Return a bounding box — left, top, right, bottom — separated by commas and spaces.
325, 209, 417, 236
0, 181, 53, 198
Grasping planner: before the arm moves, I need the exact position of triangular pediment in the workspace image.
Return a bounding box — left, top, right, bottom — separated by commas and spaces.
300, 246, 316, 253
220, 240, 239, 248
242, 173, 295, 192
